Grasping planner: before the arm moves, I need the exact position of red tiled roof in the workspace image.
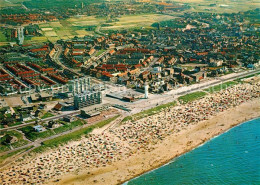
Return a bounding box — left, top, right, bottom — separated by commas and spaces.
102, 71, 113, 78
71, 53, 83, 56
30, 48, 48, 53
134, 64, 142, 68
197, 52, 208, 56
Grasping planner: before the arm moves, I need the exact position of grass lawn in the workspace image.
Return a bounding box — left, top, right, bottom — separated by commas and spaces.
95, 49, 105, 57
203, 81, 238, 93
0, 30, 7, 42
8, 122, 23, 127
53, 124, 71, 134
235, 72, 260, 82
41, 112, 55, 119
24, 119, 37, 123
32, 115, 119, 153
122, 101, 177, 123
19, 126, 55, 141
53, 120, 86, 134
178, 91, 207, 104
0, 131, 29, 152
0, 144, 9, 153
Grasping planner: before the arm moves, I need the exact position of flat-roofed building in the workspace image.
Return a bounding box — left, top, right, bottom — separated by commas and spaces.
74, 91, 102, 109
80, 103, 110, 118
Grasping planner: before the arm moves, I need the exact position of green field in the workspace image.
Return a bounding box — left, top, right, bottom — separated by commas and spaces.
178, 91, 207, 104
0, 30, 7, 42
100, 14, 177, 31
37, 14, 177, 40
19, 126, 55, 141
19, 119, 88, 141
95, 49, 106, 57
180, 0, 260, 13
0, 131, 29, 152
38, 16, 101, 41
53, 120, 86, 134
203, 81, 238, 93
0, 0, 31, 7
0, 0, 17, 7
24, 119, 37, 123
0, 29, 9, 47
235, 73, 260, 82
41, 112, 55, 119
7, 122, 23, 127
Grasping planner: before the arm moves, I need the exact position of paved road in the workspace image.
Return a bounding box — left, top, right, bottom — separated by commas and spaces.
51, 44, 83, 77
129, 69, 260, 114
2, 69, 259, 132
1, 69, 259, 157
95, 25, 106, 36
172, 69, 260, 96
1, 65, 28, 88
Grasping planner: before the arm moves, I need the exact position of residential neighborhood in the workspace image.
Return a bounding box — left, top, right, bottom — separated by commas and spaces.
0, 0, 259, 184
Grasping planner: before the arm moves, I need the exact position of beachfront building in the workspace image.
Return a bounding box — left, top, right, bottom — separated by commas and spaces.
74, 91, 102, 109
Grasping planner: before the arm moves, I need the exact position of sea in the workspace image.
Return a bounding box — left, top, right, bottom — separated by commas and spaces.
125, 117, 260, 185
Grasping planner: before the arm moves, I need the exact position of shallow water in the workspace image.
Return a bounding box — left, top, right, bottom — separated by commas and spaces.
127, 117, 260, 185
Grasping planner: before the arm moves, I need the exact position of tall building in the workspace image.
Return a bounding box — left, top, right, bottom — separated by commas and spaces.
18, 27, 24, 45
69, 77, 91, 94
74, 91, 102, 109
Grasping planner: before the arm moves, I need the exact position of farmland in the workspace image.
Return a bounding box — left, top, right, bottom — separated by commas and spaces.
100, 14, 177, 31
36, 14, 177, 42
37, 16, 103, 42
173, 0, 260, 14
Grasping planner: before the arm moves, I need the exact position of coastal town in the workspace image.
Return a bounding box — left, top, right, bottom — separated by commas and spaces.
0, 76, 259, 184
0, 0, 259, 184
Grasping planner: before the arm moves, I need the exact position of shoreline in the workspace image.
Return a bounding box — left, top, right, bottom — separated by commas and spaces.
55, 98, 260, 185
1, 81, 259, 184
123, 116, 260, 185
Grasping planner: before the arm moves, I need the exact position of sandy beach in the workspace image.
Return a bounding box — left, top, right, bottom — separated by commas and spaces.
55, 98, 260, 185
0, 81, 259, 185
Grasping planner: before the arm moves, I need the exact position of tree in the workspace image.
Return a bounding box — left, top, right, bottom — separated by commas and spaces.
48, 121, 55, 128
1, 134, 13, 145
